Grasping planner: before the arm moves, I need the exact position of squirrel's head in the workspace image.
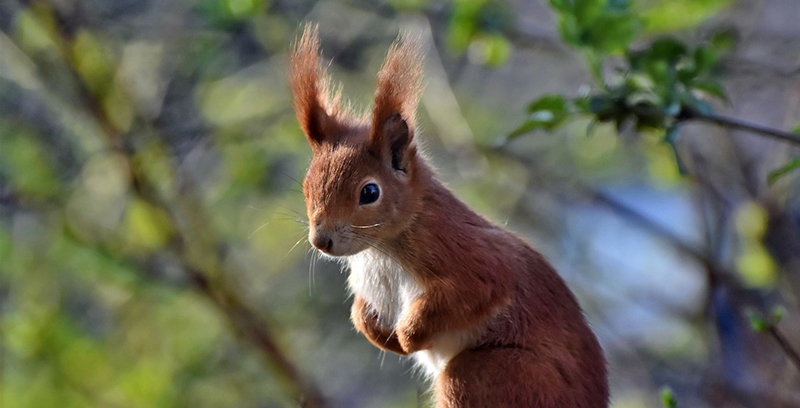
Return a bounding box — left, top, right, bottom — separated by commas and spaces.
290, 25, 423, 257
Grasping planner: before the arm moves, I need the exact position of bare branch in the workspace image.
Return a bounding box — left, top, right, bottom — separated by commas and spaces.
767, 326, 800, 373
686, 110, 800, 145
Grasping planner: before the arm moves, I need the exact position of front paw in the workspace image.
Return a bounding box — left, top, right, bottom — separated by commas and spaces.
396, 319, 432, 353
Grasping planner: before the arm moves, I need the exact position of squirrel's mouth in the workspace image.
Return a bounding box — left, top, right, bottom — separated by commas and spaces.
314, 247, 360, 258
309, 232, 367, 258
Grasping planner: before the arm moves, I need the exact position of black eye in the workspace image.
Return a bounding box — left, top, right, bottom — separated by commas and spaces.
359, 183, 380, 205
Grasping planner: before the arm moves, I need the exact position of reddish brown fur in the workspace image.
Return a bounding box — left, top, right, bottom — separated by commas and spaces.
290, 25, 359, 148
370, 37, 423, 142
290, 25, 608, 408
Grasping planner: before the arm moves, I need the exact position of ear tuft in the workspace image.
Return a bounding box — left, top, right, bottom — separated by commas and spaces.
290, 24, 336, 146
371, 35, 423, 152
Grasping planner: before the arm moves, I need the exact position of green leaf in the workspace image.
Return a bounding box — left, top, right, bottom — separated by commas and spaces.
625, 73, 654, 91
555, 15, 581, 48
589, 13, 639, 54
509, 95, 572, 138
772, 306, 785, 323
710, 29, 737, 53
527, 94, 568, 114
574, 0, 604, 26
746, 309, 770, 332
643, 0, 732, 33
508, 120, 542, 139
573, 96, 593, 113
548, 0, 569, 12
550, 0, 639, 54
649, 37, 688, 64
475, 34, 512, 66
792, 123, 800, 133
692, 80, 727, 102
693, 46, 718, 75
768, 157, 800, 185
643, 60, 670, 84
447, 13, 476, 52
661, 386, 677, 408
0, 127, 60, 198
198, 0, 267, 28
123, 198, 174, 254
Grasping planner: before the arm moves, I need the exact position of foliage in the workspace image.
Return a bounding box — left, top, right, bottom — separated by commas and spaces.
660, 386, 677, 408
510, 0, 739, 175
447, 0, 514, 66
512, 0, 800, 181
549, 0, 639, 55
746, 306, 785, 333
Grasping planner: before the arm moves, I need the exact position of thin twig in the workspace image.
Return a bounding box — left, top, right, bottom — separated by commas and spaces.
622, 104, 800, 145
767, 326, 800, 373
686, 110, 800, 145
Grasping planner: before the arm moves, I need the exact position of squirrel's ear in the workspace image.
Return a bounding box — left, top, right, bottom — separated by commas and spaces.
377, 113, 411, 171
290, 24, 336, 148
370, 35, 422, 170
300, 104, 335, 147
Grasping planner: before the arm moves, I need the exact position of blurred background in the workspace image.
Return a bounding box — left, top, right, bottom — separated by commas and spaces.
1, 0, 800, 407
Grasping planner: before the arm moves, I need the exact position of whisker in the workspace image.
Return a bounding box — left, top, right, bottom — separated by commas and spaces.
248, 221, 272, 239
285, 234, 309, 258
276, 212, 310, 225
351, 222, 383, 229
280, 172, 305, 189
309, 248, 319, 296
277, 206, 307, 218
249, 209, 308, 240
249, 217, 308, 240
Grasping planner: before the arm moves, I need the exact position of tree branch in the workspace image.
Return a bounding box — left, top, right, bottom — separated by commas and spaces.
684, 109, 800, 145
767, 326, 800, 373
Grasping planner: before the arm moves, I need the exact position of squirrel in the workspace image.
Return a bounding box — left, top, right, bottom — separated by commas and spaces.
290, 25, 608, 408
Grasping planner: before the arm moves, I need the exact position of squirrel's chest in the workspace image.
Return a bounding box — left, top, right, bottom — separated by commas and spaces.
346, 248, 480, 378
347, 249, 422, 327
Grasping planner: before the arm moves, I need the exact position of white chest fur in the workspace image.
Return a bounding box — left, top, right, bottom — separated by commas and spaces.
347, 249, 422, 331
347, 248, 477, 378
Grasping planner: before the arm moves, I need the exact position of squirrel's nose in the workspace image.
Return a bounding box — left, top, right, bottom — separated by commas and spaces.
310, 231, 333, 253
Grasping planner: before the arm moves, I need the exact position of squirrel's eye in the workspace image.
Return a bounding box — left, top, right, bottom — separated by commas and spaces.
359, 183, 380, 205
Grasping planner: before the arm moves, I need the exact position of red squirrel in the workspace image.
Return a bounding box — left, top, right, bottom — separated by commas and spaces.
290, 25, 608, 408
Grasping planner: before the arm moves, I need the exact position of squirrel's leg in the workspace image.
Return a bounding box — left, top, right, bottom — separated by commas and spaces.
351, 295, 408, 355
